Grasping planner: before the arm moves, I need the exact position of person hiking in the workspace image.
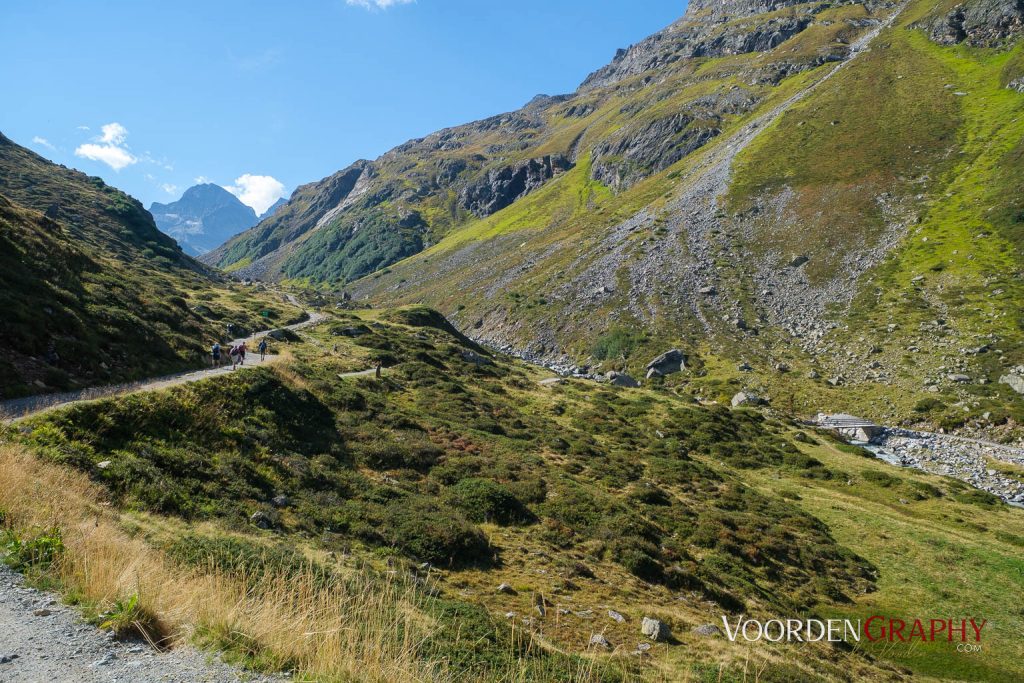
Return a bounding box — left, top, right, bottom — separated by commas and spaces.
238, 341, 247, 367
229, 343, 240, 370
211, 342, 222, 368
375, 360, 382, 379
258, 338, 268, 362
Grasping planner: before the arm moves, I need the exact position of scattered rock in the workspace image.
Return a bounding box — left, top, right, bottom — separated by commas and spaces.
271, 495, 291, 508
460, 349, 493, 366
788, 254, 809, 268
1000, 374, 1024, 395
96, 461, 112, 470
641, 617, 671, 641
589, 634, 612, 650
731, 391, 765, 407
948, 374, 971, 383
32, 609, 51, 617
496, 583, 517, 595
608, 609, 626, 623
737, 362, 753, 372
645, 349, 686, 378
606, 371, 640, 388
250, 511, 273, 530
693, 623, 722, 637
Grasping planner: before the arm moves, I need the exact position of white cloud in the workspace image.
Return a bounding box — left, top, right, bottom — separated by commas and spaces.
74, 143, 136, 170
74, 122, 137, 171
99, 122, 128, 145
346, 0, 414, 9
226, 174, 286, 214
161, 183, 179, 195
31, 136, 55, 151
194, 175, 212, 185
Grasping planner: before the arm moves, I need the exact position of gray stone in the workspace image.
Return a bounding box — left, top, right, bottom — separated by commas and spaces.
496, 583, 517, 595
693, 623, 722, 637
1000, 374, 1024, 394
731, 391, 764, 407
271, 495, 291, 508
608, 609, 626, 623
641, 617, 671, 641
589, 634, 612, 650
948, 374, 971, 383
645, 349, 686, 378
460, 349, 493, 366
250, 511, 273, 529
606, 371, 640, 388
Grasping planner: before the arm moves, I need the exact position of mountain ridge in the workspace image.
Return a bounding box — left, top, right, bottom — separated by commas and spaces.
150, 183, 259, 256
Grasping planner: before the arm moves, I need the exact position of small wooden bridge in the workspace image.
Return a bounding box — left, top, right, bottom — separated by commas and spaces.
816, 413, 884, 442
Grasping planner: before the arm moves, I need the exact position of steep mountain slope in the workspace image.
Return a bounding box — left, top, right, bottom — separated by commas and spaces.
149, 183, 258, 256
207, 0, 871, 283
0, 133, 303, 399
210, 0, 1024, 434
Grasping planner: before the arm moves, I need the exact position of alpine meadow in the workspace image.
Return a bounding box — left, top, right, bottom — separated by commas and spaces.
1, 0, 1023, 681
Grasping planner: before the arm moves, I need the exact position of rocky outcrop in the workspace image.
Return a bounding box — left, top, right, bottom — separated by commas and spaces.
579, 0, 820, 91
921, 0, 1024, 46
592, 114, 719, 191
646, 350, 686, 378
591, 90, 758, 190
1008, 76, 1024, 92
458, 155, 573, 217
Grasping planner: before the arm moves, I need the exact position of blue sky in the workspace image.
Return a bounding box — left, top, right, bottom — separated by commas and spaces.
0, 0, 684, 213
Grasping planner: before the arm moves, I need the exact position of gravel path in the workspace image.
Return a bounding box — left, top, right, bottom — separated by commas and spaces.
0, 309, 328, 423
0, 564, 284, 683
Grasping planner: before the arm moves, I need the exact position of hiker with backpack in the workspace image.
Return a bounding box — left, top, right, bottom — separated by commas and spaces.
211, 342, 222, 367
258, 338, 268, 362
230, 341, 247, 370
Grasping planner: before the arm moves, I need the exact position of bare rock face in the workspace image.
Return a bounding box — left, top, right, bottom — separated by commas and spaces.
579, 0, 817, 91
458, 155, 573, 217
922, 0, 1024, 46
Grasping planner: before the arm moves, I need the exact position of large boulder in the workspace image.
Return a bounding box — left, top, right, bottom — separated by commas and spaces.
645, 349, 686, 379
1000, 373, 1024, 394
641, 617, 671, 641
606, 371, 640, 388
731, 391, 766, 407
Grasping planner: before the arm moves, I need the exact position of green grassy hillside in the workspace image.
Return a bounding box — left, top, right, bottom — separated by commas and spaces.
10, 306, 1023, 681
336, 0, 1024, 437
0, 133, 305, 399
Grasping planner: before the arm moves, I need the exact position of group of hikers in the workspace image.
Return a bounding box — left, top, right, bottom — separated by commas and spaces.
211, 338, 269, 369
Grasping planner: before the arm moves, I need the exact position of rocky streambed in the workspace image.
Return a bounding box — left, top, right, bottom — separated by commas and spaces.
866, 429, 1024, 507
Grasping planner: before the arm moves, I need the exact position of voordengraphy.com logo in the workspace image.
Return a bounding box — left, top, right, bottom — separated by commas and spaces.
721, 616, 987, 645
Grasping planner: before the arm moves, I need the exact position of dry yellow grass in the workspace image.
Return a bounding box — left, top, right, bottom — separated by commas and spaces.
0, 442, 622, 682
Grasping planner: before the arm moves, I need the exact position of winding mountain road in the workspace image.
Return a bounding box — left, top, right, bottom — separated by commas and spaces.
0, 306, 328, 424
